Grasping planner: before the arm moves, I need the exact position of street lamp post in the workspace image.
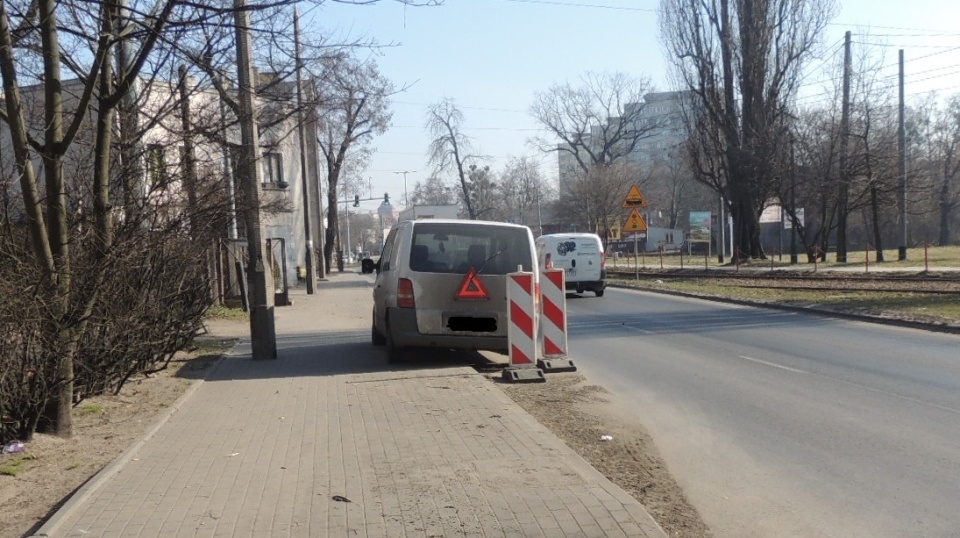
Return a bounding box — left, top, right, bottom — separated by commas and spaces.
393, 170, 416, 207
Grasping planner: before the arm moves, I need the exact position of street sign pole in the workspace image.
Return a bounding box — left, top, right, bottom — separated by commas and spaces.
622, 184, 648, 282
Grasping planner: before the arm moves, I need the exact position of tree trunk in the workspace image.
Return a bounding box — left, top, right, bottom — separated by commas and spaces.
870, 186, 885, 262
457, 163, 475, 219
325, 184, 339, 274
39, 0, 74, 437
939, 177, 952, 246
179, 65, 200, 237
836, 184, 848, 263
0, 2, 55, 273
92, 9, 115, 255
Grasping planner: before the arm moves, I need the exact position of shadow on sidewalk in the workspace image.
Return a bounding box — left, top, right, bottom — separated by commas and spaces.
315, 273, 373, 289
191, 329, 505, 383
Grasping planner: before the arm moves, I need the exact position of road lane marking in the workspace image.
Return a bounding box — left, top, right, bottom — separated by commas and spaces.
738, 355, 808, 374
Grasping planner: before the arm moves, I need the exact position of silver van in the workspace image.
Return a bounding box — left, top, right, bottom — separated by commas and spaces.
371, 219, 537, 363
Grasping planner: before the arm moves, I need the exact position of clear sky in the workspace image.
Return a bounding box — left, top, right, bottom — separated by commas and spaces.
307, 0, 960, 211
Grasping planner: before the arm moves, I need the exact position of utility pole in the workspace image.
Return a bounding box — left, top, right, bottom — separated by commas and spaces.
790, 138, 798, 264
235, 0, 277, 360
837, 30, 852, 263
898, 49, 908, 261
393, 170, 416, 207
294, 9, 315, 293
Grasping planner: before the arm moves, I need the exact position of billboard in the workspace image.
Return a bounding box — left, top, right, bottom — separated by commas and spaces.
689, 211, 712, 242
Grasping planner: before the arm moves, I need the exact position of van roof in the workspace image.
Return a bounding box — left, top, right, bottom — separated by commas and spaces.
537, 233, 602, 240
411, 219, 531, 229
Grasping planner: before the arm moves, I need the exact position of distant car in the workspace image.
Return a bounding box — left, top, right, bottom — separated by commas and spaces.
371, 219, 537, 363
535, 233, 606, 297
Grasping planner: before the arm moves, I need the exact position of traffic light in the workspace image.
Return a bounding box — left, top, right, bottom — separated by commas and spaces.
383, 192, 390, 205
353, 194, 360, 207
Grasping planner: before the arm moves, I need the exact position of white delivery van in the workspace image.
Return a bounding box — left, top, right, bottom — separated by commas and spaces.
535, 233, 606, 297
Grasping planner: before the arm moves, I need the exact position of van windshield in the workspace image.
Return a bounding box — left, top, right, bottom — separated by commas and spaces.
410, 223, 533, 274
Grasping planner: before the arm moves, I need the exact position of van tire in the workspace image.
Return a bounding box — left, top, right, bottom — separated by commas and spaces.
385, 316, 404, 364
372, 314, 386, 346
594, 289, 605, 297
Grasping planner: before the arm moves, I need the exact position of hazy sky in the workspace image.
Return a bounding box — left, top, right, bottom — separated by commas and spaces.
307, 0, 960, 211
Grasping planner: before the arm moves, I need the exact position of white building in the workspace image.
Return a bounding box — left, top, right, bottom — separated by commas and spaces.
0, 74, 323, 295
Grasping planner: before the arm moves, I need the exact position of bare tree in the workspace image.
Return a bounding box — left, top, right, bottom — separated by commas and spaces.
498, 156, 549, 229
792, 104, 842, 261
554, 161, 640, 241
661, 0, 835, 260
0, 0, 440, 442
315, 53, 393, 274
849, 53, 899, 261
530, 72, 659, 236
920, 95, 960, 246
410, 173, 457, 206
0, 0, 209, 437
642, 146, 714, 230
466, 164, 498, 219
426, 98, 482, 218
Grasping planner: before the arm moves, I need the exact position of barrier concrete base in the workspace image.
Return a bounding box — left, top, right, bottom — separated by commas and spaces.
502, 366, 546, 383
537, 357, 577, 373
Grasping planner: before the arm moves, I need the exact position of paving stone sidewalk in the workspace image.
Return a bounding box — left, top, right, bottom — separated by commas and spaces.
34, 271, 666, 538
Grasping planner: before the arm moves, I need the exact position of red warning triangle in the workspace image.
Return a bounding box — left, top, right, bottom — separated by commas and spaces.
455, 267, 490, 300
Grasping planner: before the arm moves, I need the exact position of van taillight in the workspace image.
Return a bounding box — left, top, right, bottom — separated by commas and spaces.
601, 252, 606, 268
544, 253, 552, 269
397, 278, 415, 308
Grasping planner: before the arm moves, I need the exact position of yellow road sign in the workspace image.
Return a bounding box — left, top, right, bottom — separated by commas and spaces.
623, 208, 648, 232
622, 185, 648, 208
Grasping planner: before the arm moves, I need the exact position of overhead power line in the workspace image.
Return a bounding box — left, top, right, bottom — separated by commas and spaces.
501, 0, 656, 12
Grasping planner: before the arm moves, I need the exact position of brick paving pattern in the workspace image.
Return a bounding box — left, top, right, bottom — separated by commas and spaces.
35, 272, 665, 538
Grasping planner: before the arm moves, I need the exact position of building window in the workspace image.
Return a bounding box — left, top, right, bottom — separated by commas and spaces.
262, 152, 287, 188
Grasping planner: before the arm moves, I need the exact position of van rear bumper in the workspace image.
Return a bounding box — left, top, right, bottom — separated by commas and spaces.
387, 308, 509, 353
565, 280, 606, 292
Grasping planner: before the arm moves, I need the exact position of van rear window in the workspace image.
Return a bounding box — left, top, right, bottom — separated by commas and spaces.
410, 223, 533, 274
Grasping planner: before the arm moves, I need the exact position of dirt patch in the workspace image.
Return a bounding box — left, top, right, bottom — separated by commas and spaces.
494, 372, 712, 538
0, 339, 234, 538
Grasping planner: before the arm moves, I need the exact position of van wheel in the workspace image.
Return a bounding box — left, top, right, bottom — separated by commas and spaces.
385, 316, 404, 364
594, 289, 605, 297
371, 314, 386, 346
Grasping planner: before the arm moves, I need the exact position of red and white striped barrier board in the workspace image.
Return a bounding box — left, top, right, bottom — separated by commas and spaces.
506, 271, 537, 366
539, 269, 567, 357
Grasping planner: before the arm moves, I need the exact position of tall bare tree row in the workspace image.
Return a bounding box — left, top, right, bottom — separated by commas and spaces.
660, 0, 836, 260
0, 0, 407, 440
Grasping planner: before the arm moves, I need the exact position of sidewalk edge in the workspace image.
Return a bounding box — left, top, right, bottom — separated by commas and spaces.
29, 344, 239, 538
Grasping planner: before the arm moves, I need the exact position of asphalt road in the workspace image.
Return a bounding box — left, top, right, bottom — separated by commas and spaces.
565, 286, 960, 538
